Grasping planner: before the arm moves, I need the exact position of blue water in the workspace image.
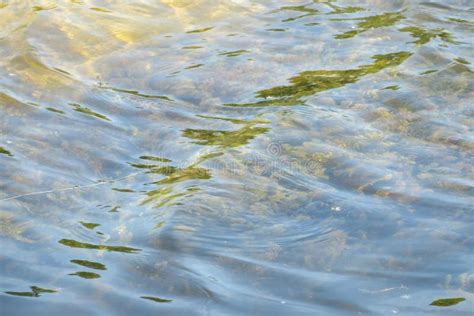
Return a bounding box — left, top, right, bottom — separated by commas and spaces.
1, 1, 473, 315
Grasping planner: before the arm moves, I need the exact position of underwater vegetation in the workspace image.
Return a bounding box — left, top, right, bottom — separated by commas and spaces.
70, 259, 107, 270
333, 11, 405, 39
430, 297, 466, 307
71, 103, 111, 121
0, 146, 13, 156
226, 51, 412, 107
5, 286, 57, 298
182, 124, 269, 147
399, 26, 457, 45
58, 239, 140, 253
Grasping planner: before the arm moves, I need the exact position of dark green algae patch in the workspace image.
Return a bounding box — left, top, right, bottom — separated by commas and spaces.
430, 297, 466, 307
69, 271, 101, 279
141, 296, 173, 303
186, 26, 214, 34
0, 146, 13, 156
225, 51, 412, 107
70, 259, 107, 270
59, 239, 140, 253
399, 26, 457, 45
333, 11, 405, 39
80, 221, 100, 230
71, 103, 111, 121
325, 3, 365, 15
182, 124, 269, 148
219, 50, 250, 57
5, 286, 57, 297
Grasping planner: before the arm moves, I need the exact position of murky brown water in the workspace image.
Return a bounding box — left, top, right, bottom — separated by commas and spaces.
1, 0, 473, 315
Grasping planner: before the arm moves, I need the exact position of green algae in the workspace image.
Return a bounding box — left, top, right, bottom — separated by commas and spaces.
71, 103, 111, 121
80, 221, 100, 230
182, 124, 269, 148
152, 166, 211, 185
186, 27, 214, 34
46, 107, 65, 114
333, 12, 404, 39
129, 153, 214, 208
266, 28, 287, 32
182, 45, 203, 49
226, 51, 412, 107
112, 188, 135, 193
447, 17, 474, 25
140, 185, 200, 208
69, 271, 101, 279
141, 296, 172, 303
420, 70, 437, 75
5, 286, 57, 297
90, 7, 113, 13
58, 239, 140, 253
430, 297, 465, 307
32, 4, 56, 12
130, 161, 210, 185
325, 3, 365, 15
454, 57, 470, 64
399, 26, 457, 45
219, 50, 250, 57
139, 155, 172, 162
101, 86, 173, 101
185, 63, 204, 69
275, 4, 319, 22
0, 146, 12, 156
70, 259, 107, 270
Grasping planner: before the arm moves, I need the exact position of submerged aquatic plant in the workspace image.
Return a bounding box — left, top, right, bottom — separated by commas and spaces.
71, 103, 111, 121
0, 146, 13, 156
219, 50, 250, 57
399, 26, 457, 45
273, 4, 319, 22
141, 296, 173, 303
69, 271, 101, 279
430, 297, 466, 307
5, 286, 57, 297
70, 259, 107, 270
226, 51, 412, 107
186, 26, 214, 34
182, 124, 269, 147
333, 11, 405, 39
58, 239, 140, 253
324, 3, 365, 15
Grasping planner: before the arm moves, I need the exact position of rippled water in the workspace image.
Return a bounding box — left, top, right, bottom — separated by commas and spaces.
1, 1, 473, 315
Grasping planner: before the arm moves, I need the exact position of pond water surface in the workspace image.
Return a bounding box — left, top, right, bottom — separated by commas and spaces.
0, 0, 473, 315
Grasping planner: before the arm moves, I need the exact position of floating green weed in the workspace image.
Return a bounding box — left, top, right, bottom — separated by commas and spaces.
70, 259, 107, 270
399, 26, 457, 45
58, 239, 140, 253
219, 50, 250, 57
5, 286, 57, 297
0, 146, 12, 156
186, 27, 214, 34
71, 103, 111, 121
226, 51, 412, 107
333, 12, 404, 39
69, 271, 101, 279
430, 297, 465, 307
141, 296, 172, 303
